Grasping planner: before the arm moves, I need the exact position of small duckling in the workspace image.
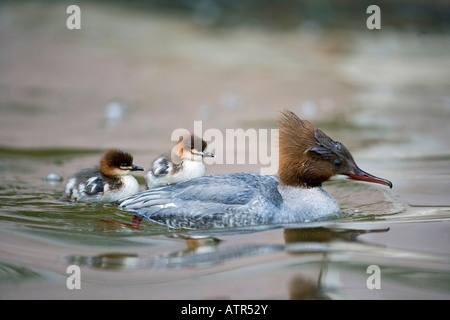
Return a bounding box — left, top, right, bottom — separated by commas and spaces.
60, 149, 144, 203
145, 133, 214, 189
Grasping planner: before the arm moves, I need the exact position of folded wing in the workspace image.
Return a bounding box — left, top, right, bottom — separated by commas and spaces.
119, 173, 282, 229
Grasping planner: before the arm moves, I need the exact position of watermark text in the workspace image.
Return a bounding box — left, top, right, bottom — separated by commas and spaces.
172, 121, 278, 175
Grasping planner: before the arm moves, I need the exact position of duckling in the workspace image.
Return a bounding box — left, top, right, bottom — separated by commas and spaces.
60, 149, 144, 203
145, 133, 214, 189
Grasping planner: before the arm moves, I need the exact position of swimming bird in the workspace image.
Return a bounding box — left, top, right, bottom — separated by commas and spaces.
145, 133, 214, 189
119, 110, 392, 229
60, 149, 144, 203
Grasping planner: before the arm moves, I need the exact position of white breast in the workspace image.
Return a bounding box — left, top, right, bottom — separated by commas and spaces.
146, 160, 206, 189
277, 185, 341, 223
102, 175, 140, 202
170, 160, 206, 182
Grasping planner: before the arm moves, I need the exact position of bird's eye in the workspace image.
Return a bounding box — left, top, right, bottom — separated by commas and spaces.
333, 160, 342, 167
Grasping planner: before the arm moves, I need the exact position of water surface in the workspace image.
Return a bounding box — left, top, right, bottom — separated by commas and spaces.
0, 149, 449, 299
1, 2, 449, 300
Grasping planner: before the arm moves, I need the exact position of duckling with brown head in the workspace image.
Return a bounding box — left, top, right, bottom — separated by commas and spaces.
61, 149, 144, 203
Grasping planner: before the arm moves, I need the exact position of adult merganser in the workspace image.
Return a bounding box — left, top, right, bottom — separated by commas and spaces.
119, 110, 392, 229
60, 149, 144, 203
145, 133, 214, 189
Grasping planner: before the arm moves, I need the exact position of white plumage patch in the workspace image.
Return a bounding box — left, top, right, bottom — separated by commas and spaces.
65, 178, 76, 195
157, 203, 178, 209
86, 177, 100, 193
78, 183, 86, 193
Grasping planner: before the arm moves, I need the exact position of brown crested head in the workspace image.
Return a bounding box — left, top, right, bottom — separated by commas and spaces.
99, 149, 144, 176
278, 110, 392, 188
174, 133, 214, 159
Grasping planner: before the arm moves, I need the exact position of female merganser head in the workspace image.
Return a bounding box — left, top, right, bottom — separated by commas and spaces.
145, 133, 214, 189
119, 110, 392, 229
60, 149, 144, 203
278, 110, 392, 189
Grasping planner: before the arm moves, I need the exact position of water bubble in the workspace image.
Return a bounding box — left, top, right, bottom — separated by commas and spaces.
220, 93, 244, 110
43, 173, 63, 181
301, 101, 317, 118
104, 102, 125, 130
43, 173, 63, 186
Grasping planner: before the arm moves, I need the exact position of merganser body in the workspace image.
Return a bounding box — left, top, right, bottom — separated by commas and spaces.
61, 149, 144, 203
119, 110, 392, 229
145, 134, 214, 189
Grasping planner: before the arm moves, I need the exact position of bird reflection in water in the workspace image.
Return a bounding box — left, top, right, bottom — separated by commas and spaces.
284, 226, 389, 299
62, 225, 388, 272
